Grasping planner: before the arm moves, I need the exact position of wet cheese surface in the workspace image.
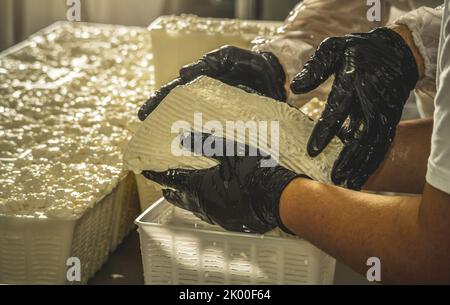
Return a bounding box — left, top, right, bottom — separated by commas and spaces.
0, 22, 154, 218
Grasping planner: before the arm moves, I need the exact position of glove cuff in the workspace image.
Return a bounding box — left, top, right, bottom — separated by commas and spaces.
275, 172, 311, 235
249, 166, 307, 234
369, 27, 420, 92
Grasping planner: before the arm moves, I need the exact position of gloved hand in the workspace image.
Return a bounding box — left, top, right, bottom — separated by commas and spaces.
138, 45, 287, 121
142, 132, 300, 234
290, 27, 419, 189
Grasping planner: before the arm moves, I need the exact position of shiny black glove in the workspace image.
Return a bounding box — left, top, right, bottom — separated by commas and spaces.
138, 46, 287, 121
290, 27, 419, 189
142, 132, 299, 234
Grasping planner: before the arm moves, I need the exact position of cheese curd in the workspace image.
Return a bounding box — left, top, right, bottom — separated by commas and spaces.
149, 15, 279, 87
0, 22, 154, 219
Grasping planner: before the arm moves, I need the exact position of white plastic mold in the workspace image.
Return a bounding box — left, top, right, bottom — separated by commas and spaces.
136, 198, 336, 285
0, 173, 140, 284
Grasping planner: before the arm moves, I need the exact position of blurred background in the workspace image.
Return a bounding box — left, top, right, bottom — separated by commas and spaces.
1, 0, 443, 52
0, 0, 299, 51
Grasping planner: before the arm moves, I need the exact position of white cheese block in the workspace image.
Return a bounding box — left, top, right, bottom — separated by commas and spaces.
150, 15, 280, 87
124, 76, 342, 184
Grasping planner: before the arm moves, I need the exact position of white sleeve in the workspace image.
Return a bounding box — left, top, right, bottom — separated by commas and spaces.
425, 1, 450, 195
394, 6, 443, 95
252, 0, 390, 108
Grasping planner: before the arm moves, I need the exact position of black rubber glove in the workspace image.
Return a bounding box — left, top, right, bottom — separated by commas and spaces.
142, 132, 300, 234
290, 27, 419, 190
138, 45, 287, 121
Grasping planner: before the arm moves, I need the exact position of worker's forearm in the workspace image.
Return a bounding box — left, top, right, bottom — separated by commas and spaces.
363, 118, 433, 194
279, 178, 450, 284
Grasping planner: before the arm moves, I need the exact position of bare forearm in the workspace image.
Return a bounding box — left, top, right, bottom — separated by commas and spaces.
279, 178, 450, 284
364, 118, 433, 194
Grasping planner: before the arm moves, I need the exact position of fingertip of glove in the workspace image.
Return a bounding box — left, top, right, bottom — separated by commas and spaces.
307, 145, 320, 158
276, 88, 287, 102
137, 107, 148, 121
347, 171, 370, 190
331, 168, 346, 186
330, 154, 353, 186
306, 136, 323, 158
162, 188, 183, 205
137, 93, 163, 122
142, 170, 169, 184
179, 60, 209, 80
141, 170, 156, 180
291, 72, 319, 94
290, 79, 308, 94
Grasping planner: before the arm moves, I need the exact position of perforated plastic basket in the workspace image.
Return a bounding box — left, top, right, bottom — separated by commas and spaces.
0, 173, 140, 284
136, 198, 336, 285
0, 21, 143, 284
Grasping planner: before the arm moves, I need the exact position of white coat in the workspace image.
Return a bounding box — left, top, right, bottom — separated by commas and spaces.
253, 0, 443, 118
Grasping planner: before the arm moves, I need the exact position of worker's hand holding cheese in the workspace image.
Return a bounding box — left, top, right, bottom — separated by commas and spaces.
138, 46, 287, 121
291, 27, 421, 189
142, 132, 300, 234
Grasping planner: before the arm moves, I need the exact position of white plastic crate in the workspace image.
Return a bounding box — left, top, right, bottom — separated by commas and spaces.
0, 22, 144, 284
0, 173, 140, 284
136, 198, 336, 285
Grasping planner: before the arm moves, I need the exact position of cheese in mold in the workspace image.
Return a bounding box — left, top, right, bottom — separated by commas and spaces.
0, 22, 154, 219
150, 15, 280, 87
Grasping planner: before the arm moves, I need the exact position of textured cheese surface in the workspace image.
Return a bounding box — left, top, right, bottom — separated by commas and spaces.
124, 77, 342, 184
151, 14, 279, 36
301, 98, 326, 121
0, 22, 154, 218
150, 15, 280, 87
